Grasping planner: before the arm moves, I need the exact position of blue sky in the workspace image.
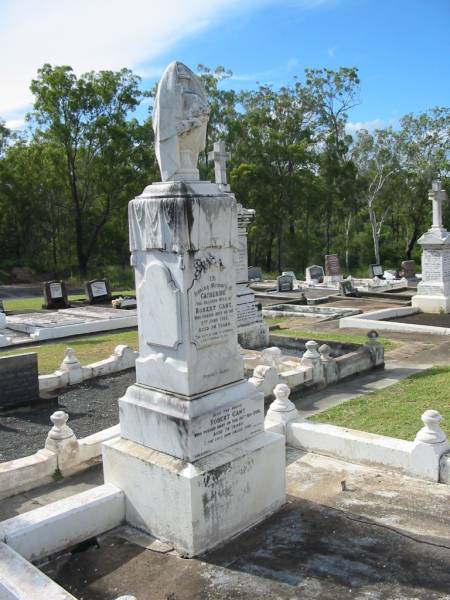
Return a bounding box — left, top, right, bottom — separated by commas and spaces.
1, 0, 449, 132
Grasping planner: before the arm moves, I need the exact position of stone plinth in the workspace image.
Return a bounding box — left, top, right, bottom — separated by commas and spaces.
412, 229, 450, 314
413, 181, 450, 314
103, 431, 285, 557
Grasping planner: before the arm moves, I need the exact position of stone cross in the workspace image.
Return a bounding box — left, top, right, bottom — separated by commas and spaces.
430, 180, 448, 230
208, 140, 231, 191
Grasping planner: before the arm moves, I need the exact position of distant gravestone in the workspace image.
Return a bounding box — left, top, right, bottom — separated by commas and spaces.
248, 266, 263, 282
339, 279, 360, 297
43, 280, 69, 310
305, 265, 324, 283
277, 274, 294, 292
324, 254, 341, 277
370, 264, 384, 278
85, 279, 112, 304
400, 260, 417, 280
0, 353, 40, 409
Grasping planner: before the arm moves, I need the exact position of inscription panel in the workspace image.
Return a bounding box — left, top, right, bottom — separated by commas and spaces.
0, 353, 39, 408
234, 234, 248, 284
191, 398, 263, 460
189, 254, 235, 348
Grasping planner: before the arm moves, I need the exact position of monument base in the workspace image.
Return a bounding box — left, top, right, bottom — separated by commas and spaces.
412, 295, 450, 314
102, 431, 285, 557
238, 322, 270, 349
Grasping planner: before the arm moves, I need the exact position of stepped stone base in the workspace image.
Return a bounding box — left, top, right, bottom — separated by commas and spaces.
102, 431, 285, 557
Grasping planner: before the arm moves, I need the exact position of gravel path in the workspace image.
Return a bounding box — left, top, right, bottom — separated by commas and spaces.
0, 369, 135, 462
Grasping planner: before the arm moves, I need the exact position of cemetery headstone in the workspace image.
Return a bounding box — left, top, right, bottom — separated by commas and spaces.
277, 273, 294, 292
412, 181, 450, 313
400, 260, 417, 280
282, 270, 299, 287
324, 254, 341, 279
339, 279, 360, 298
248, 266, 263, 281
370, 264, 384, 278
0, 353, 40, 409
305, 265, 324, 284
85, 279, 112, 304
102, 61, 284, 558
43, 280, 69, 310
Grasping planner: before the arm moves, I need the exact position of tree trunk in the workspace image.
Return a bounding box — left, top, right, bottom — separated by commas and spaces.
368, 204, 381, 264
405, 225, 419, 260
265, 232, 274, 272
345, 213, 352, 272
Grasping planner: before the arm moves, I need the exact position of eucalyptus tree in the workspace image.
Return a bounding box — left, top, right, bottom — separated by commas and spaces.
397, 107, 450, 258
352, 128, 400, 264
29, 64, 153, 275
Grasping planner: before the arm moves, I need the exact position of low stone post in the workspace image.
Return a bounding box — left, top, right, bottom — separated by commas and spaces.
319, 343, 338, 384
300, 340, 323, 383
45, 411, 79, 473
264, 383, 299, 434
365, 330, 384, 367
410, 410, 449, 482
260, 346, 282, 368
249, 364, 279, 399
59, 348, 83, 384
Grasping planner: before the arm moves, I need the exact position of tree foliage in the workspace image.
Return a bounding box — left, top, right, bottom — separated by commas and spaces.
0, 64, 448, 281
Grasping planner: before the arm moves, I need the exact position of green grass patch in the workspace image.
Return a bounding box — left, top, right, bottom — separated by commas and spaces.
0, 329, 138, 374
310, 366, 450, 440
4, 290, 135, 312
271, 327, 398, 351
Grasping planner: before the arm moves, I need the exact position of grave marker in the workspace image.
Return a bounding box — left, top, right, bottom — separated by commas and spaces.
248, 266, 262, 281
85, 279, 112, 304
324, 254, 341, 277
305, 265, 324, 283
370, 264, 384, 278
400, 260, 417, 280
43, 280, 69, 310
0, 353, 39, 409
412, 181, 450, 313
277, 274, 294, 292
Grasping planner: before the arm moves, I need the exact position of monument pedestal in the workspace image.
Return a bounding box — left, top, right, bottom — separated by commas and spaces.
412, 228, 450, 314
103, 431, 284, 557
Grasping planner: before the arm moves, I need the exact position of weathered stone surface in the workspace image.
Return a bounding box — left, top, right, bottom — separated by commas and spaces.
0, 353, 39, 408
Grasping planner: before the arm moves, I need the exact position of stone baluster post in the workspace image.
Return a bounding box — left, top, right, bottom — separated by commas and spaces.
45, 411, 79, 473
264, 383, 299, 433
300, 340, 323, 383
410, 410, 449, 482
319, 343, 338, 384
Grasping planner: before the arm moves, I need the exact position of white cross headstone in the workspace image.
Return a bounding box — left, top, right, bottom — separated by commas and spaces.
430, 180, 448, 231
208, 140, 231, 191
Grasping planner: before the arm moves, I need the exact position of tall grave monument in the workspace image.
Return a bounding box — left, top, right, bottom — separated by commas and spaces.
208, 141, 269, 349
102, 62, 285, 557
412, 181, 450, 313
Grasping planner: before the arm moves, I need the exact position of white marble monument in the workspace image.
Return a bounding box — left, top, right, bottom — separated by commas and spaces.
102, 62, 285, 557
412, 181, 450, 313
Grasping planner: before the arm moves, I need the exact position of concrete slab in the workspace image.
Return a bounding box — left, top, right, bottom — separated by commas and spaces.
38, 449, 450, 600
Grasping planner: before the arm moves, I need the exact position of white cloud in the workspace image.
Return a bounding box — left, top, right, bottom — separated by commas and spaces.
0, 0, 259, 120
345, 118, 393, 135
5, 118, 25, 130
327, 46, 336, 57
